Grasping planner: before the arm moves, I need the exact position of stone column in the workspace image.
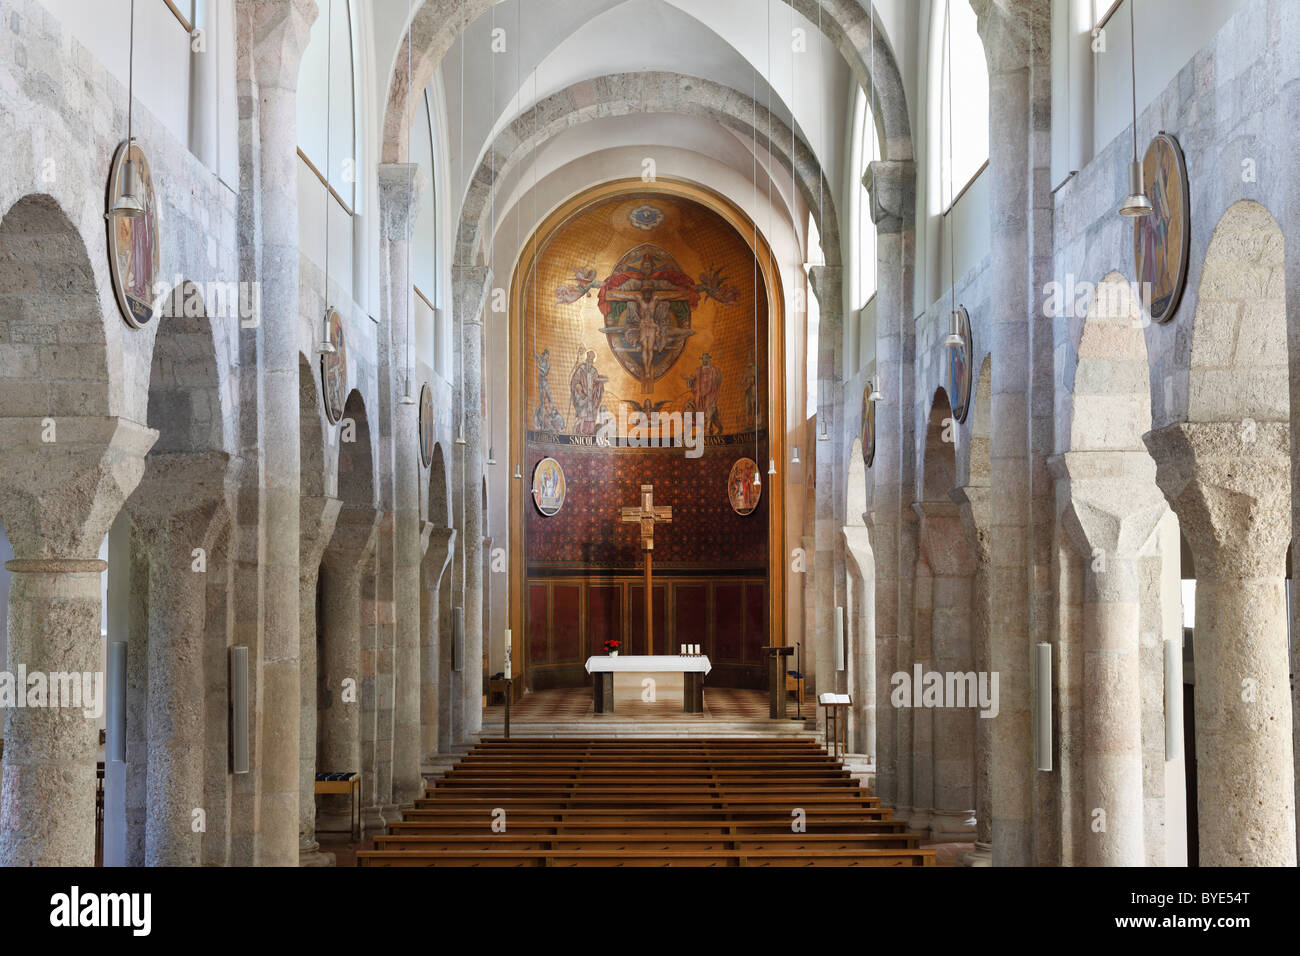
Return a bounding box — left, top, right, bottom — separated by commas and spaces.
0, 417, 155, 865
202, 515, 234, 866
423, 527, 456, 759
125, 520, 151, 866
378, 163, 425, 806
843, 525, 875, 759
1145, 422, 1296, 866
916, 500, 977, 842
1054, 450, 1167, 866
954, 485, 992, 864
809, 265, 845, 716
299, 494, 341, 865
237, 0, 318, 866
129, 452, 230, 867
863, 158, 916, 807
454, 266, 492, 743
318, 509, 381, 833
973, 0, 1047, 865
366, 514, 396, 823
907, 540, 933, 834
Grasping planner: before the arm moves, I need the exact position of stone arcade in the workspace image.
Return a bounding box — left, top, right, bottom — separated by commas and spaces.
0, 0, 1295, 870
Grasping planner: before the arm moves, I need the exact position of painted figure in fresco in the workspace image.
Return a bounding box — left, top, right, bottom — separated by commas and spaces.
683, 353, 723, 437
569, 349, 608, 435
603, 282, 696, 393
533, 348, 565, 432
740, 355, 759, 429
554, 244, 739, 395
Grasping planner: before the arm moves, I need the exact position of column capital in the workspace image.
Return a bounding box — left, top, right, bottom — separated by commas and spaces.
950, 485, 990, 564
863, 159, 916, 235
452, 265, 494, 326
377, 163, 425, 242
324, 507, 383, 570
1049, 449, 1168, 560
0, 417, 158, 560
971, 0, 1049, 77
807, 265, 843, 316
301, 494, 343, 575
912, 499, 974, 577
1143, 420, 1291, 577
240, 0, 320, 90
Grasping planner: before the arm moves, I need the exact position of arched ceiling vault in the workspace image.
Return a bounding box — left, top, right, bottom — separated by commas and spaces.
380, 0, 914, 238
452, 71, 840, 276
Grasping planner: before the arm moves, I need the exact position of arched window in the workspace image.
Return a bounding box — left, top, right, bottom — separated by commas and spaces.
932, 0, 989, 213
296, 0, 359, 303
412, 89, 441, 373
297, 0, 356, 210
849, 87, 881, 310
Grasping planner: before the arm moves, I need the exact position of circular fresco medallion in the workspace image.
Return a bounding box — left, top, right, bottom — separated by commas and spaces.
419, 383, 435, 469
728, 457, 762, 516
946, 306, 973, 424
532, 458, 566, 517
861, 382, 876, 469
106, 140, 161, 329
1134, 133, 1191, 324
319, 309, 347, 425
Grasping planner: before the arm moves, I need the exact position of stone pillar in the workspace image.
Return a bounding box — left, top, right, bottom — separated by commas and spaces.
954, 485, 992, 864
202, 516, 234, 866
0, 417, 155, 865
318, 509, 381, 833
129, 452, 230, 867
843, 525, 875, 759
378, 163, 425, 806
863, 158, 916, 807
454, 266, 492, 743
916, 500, 977, 842
299, 494, 341, 865
809, 265, 845, 717
973, 0, 1047, 865
237, 0, 318, 866
1145, 422, 1296, 865
907, 540, 933, 834
1055, 450, 1167, 866
423, 527, 456, 758
125, 520, 151, 866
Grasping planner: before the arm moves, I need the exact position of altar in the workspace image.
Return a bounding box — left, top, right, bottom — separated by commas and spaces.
584, 655, 710, 714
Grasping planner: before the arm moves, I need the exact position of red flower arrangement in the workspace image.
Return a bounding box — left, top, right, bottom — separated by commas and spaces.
603, 639, 621, 655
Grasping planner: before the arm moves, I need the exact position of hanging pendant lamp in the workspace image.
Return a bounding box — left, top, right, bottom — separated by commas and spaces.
109, 1, 145, 219
1119, 1, 1153, 218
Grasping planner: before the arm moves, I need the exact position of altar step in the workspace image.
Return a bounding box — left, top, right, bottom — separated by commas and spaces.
478, 716, 816, 738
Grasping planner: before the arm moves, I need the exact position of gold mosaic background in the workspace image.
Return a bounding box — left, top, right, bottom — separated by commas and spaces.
522, 192, 768, 438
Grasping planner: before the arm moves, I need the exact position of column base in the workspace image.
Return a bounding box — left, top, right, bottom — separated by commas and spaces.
299, 846, 337, 867
960, 842, 993, 867
361, 806, 388, 834
906, 807, 933, 834
927, 810, 978, 843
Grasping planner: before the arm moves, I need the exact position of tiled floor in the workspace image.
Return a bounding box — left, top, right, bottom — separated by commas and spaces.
483, 686, 792, 721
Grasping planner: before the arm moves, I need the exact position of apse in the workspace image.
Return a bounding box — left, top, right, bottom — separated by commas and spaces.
513, 184, 781, 690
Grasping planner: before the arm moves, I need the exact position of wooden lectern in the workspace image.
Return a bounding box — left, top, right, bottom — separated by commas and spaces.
762, 646, 795, 719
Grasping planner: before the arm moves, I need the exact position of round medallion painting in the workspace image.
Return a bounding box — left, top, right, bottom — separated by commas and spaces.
861, 382, 876, 468
728, 457, 762, 516
532, 458, 566, 517
1134, 133, 1191, 324
419, 383, 435, 469
106, 140, 161, 329
319, 309, 347, 425
946, 306, 973, 424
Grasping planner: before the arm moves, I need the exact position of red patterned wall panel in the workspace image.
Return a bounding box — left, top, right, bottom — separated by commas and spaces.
552, 584, 583, 662
713, 583, 743, 663
743, 581, 767, 664
527, 584, 549, 665
586, 584, 622, 657
673, 583, 709, 655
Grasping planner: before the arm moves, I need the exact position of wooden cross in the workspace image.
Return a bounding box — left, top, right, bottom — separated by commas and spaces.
620, 484, 673, 655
